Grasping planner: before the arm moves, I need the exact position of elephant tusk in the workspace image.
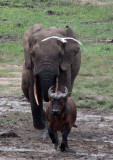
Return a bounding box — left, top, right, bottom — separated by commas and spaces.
34, 83, 39, 106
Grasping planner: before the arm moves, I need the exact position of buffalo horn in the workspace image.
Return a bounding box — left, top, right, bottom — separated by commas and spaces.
48, 86, 55, 99
48, 86, 69, 99
57, 87, 68, 99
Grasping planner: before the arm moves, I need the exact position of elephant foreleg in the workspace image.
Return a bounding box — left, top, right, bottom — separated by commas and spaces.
29, 86, 45, 130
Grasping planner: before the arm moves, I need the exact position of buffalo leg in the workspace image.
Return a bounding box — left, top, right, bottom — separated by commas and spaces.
48, 126, 58, 150
60, 123, 70, 152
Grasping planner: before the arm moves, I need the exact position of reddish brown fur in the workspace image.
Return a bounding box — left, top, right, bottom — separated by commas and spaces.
46, 97, 77, 151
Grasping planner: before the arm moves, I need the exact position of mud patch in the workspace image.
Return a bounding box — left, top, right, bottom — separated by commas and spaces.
79, 73, 94, 79
99, 39, 113, 44
46, 10, 69, 16
0, 132, 19, 138
0, 35, 18, 43
0, 1, 34, 8
82, 20, 112, 25
81, 38, 113, 45
76, 0, 113, 6
0, 97, 113, 159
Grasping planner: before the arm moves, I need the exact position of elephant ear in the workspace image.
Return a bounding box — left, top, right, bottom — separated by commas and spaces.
60, 26, 80, 71
23, 24, 42, 70
23, 34, 32, 70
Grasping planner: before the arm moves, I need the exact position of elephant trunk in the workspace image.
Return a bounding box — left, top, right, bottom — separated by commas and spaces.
36, 69, 57, 102
41, 70, 57, 102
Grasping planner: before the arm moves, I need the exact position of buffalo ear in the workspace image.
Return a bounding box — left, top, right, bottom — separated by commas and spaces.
60, 26, 80, 71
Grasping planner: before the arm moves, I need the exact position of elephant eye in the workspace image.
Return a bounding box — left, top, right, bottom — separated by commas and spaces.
73, 50, 77, 56
58, 52, 63, 58
31, 51, 35, 57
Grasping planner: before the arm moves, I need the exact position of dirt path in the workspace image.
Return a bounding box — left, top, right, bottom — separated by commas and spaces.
0, 97, 113, 160
0, 65, 22, 96
74, 0, 113, 6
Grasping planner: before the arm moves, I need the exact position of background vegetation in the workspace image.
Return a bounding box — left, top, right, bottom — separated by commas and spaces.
0, 0, 113, 110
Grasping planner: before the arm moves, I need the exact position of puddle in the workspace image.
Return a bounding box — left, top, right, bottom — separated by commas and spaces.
98, 124, 113, 131
0, 97, 30, 113
104, 140, 113, 144
0, 146, 112, 159
0, 146, 51, 153
83, 138, 113, 145
76, 151, 109, 158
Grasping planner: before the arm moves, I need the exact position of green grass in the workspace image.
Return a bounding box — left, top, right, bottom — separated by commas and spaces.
14, 111, 32, 120
0, 0, 113, 110
0, 41, 23, 64
72, 52, 113, 110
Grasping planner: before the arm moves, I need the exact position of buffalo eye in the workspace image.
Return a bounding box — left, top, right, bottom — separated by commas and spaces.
58, 52, 63, 63
59, 99, 64, 105
50, 99, 54, 103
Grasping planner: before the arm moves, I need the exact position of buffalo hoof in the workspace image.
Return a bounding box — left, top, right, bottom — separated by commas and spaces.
60, 143, 69, 152
60, 143, 66, 152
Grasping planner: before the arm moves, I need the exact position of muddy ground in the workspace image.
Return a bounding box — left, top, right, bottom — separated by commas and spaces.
0, 97, 113, 160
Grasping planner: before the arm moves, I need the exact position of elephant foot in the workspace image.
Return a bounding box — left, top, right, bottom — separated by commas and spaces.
41, 120, 49, 140
33, 118, 45, 130
41, 129, 49, 140
32, 109, 46, 130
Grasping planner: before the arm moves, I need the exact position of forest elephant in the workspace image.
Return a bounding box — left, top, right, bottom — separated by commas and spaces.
21, 24, 81, 131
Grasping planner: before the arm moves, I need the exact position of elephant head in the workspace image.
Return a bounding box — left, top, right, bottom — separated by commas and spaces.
24, 26, 81, 104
